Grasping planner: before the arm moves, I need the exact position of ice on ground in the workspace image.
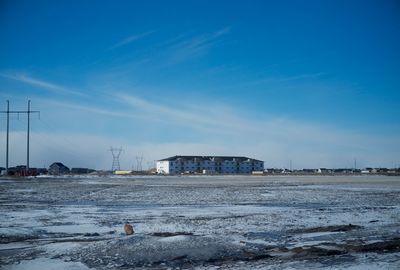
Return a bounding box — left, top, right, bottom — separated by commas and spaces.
43, 224, 113, 234
1, 258, 90, 270
40, 242, 82, 256
158, 235, 188, 242
0, 175, 399, 269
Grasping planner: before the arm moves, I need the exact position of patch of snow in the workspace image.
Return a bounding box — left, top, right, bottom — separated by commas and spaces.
158, 235, 188, 242
2, 258, 90, 270
43, 224, 111, 234
300, 231, 342, 238
41, 242, 82, 256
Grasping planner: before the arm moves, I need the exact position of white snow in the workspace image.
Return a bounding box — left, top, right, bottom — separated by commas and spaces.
2, 258, 90, 270
1, 175, 399, 269
158, 235, 188, 242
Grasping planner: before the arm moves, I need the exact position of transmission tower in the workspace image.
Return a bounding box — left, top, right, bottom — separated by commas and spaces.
110, 147, 123, 171
135, 155, 143, 171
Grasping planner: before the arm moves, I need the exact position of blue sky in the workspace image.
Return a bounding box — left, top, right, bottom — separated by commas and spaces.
0, 0, 399, 169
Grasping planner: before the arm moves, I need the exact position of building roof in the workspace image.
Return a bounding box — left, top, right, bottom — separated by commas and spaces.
49, 162, 69, 169
158, 155, 263, 162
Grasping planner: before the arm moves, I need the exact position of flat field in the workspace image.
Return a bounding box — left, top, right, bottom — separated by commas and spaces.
0, 175, 399, 269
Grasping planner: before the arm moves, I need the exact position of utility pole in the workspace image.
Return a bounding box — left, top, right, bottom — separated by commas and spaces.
1, 100, 39, 175
6, 100, 9, 175
27, 100, 30, 172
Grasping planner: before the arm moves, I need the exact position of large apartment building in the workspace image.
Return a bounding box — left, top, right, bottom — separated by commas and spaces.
156, 155, 264, 174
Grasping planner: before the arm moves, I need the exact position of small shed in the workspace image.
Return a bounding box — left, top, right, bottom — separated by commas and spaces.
48, 162, 70, 175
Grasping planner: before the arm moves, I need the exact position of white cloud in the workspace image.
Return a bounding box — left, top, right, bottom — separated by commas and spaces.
114, 93, 224, 129
110, 31, 154, 49
3, 92, 390, 170
0, 72, 84, 96
166, 27, 231, 63
221, 72, 328, 90
39, 99, 143, 119
113, 92, 368, 147
1, 90, 398, 170
0, 129, 397, 171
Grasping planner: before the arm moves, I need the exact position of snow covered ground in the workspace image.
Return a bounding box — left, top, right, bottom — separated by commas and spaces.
0, 175, 399, 269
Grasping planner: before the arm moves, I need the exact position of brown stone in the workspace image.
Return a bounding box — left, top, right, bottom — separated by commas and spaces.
124, 223, 134, 235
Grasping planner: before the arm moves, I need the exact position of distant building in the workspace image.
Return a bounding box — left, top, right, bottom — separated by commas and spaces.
2, 166, 43, 176
157, 155, 264, 174
36, 168, 48, 175
302, 168, 317, 174
265, 168, 285, 174
376, 168, 389, 173
318, 168, 331, 174
333, 168, 353, 174
7, 165, 27, 176
48, 162, 70, 175
71, 168, 96, 174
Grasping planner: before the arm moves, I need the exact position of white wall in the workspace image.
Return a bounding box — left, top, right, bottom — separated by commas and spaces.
156, 161, 170, 174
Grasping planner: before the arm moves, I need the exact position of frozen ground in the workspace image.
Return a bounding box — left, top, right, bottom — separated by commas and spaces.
0, 175, 399, 269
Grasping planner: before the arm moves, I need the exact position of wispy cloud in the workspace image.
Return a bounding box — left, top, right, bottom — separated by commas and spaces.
0, 72, 84, 96
40, 99, 143, 120
113, 92, 244, 134
167, 27, 231, 63
109, 91, 400, 168
110, 31, 154, 49
280, 72, 327, 82
1, 92, 398, 169
227, 72, 328, 89
113, 92, 347, 140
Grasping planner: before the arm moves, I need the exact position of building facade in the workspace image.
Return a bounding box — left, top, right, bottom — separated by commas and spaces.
157, 156, 264, 174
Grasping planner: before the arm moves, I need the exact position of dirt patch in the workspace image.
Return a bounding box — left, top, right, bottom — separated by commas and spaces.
271, 238, 400, 260
290, 224, 363, 234
345, 238, 400, 253
0, 235, 39, 244
289, 246, 346, 258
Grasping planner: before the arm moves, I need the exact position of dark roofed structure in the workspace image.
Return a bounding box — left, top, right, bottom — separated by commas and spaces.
48, 162, 70, 175
71, 168, 96, 174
